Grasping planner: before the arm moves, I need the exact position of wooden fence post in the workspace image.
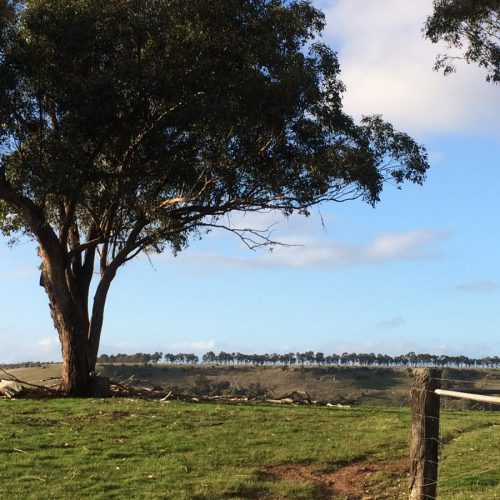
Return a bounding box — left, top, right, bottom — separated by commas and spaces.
409, 368, 442, 499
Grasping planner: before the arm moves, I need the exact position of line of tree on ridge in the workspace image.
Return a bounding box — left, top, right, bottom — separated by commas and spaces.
96, 351, 500, 368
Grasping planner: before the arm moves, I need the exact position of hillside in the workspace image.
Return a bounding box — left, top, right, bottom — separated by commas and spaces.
3, 363, 499, 407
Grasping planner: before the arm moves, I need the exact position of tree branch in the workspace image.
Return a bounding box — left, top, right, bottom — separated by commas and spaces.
197, 221, 286, 250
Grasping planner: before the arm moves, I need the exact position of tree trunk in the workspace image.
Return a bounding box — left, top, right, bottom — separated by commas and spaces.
40, 252, 95, 396
53, 276, 112, 396
87, 269, 116, 371
57, 301, 111, 396
60, 318, 93, 396
41, 262, 114, 396
34, 216, 123, 396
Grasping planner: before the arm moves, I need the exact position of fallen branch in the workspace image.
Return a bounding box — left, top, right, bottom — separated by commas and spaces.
0, 368, 61, 395
118, 374, 136, 386
31, 377, 62, 383
275, 391, 312, 404
0, 380, 22, 398
159, 391, 173, 401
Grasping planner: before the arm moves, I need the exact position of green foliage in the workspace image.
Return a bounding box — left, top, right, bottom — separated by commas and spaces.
425, 0, 500, 83
0, 0, 428, 255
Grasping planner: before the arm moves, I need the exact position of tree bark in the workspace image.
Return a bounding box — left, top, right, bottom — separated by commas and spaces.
51, 286, 110, 396
59, 316, 93, 396
87, 267, 117, 371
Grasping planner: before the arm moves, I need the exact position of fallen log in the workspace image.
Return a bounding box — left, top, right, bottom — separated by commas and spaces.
276, 390, 312, 404
0, 380, 22, 398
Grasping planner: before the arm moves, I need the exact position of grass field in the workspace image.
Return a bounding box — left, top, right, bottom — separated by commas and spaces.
0, 398, 498, 499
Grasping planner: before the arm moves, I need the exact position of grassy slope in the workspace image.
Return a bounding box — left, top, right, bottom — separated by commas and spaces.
4, 364, 499, 408
0, 399, 498, 499
101, 364, 500, 408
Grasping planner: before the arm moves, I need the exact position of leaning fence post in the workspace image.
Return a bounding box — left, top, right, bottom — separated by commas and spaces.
409, 368, 442, 500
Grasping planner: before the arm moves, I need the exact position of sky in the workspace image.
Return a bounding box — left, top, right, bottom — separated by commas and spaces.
1, 0, 499, 362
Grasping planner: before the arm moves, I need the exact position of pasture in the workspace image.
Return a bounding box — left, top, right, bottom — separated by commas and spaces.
0, 398, 498, 499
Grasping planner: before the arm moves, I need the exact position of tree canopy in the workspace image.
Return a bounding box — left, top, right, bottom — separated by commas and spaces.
0, 0, 429, 395
425, 0, 500, 83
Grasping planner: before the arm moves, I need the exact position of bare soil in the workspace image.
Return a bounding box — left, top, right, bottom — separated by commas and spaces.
261, 457, 409, 499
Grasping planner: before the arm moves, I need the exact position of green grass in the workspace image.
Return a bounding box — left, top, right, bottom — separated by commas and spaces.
0, 399, 498, 499
439, 409, 500, 499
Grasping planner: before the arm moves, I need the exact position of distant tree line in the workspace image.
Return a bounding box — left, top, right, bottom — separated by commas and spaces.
96, 351, 500, 368
96, 352, 199, 365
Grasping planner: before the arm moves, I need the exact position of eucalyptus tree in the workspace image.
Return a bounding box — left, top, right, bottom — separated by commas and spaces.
150, 352, 163, 364
315, 352, 325, 365
164, 353, 176, 364
280, 353, 296, 366
296, 352, 306, 367
201, 352, 216, 365
0, 0, 428, 395
425, 0, 500, 83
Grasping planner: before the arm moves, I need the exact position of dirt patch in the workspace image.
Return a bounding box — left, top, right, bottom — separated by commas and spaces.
261, 457, 409, 499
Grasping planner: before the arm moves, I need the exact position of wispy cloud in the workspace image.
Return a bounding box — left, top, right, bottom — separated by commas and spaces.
364, 230, 445, 260
170, 340, 216, 351
0, 266, 37, 282
28, 336, 61, 361
454, 280, 499, 293
377, 317, 406, 330
178, 229, 449, 271
36, 336, 59, 350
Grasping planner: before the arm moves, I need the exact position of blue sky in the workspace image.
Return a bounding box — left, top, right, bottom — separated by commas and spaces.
1, 0, 499, 362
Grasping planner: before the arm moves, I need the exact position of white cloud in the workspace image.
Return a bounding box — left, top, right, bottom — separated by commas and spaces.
319, 0, 500, 137
178, 229, 448, 271
36, 336, 59, 350
365, 230, 444, 260
454, 280, 499, 293
377, 317, 406, 330
170, 340, 216, 351
0, 330, 61, 363
29, 336, 61, 361
98, 339, 217, 355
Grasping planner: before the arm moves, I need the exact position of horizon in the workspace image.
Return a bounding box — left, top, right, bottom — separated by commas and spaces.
3, 348, 499, 367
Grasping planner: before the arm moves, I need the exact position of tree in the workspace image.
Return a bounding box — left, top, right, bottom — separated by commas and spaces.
296, 352, 306, 367
315, 351, 325, 365
0, 0, 429, 396
202, 351, 216, 365
164, 353, 176, 364
424, 0, 500, 83
150, 352, 163, 364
